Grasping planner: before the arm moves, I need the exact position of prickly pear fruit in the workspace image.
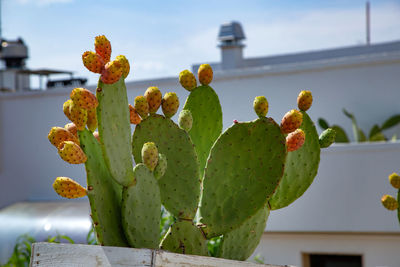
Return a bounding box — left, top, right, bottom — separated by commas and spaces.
63, 99, 73, 121
64, 123, 78, 138
129, 104, 141, 124
101, 60, 123, 84
297, 90, 313, 111
286, 129, 305, 152
82, 51, 105, 74
144, 87, 162, 114
93, 131, 100, 142
53, 177, 86, 199
141, 142, 158, 171
280, 109, 303, 134
95, 35, 111, 63
389, 173, 400, 189
198, 64, 213, 85
178, 110, 193, 132
161, 92, 179, 118
48, 127, 80, 148
69, 102, 88, 131
116, 55, 130, 78
58, 141, 87, 164
87, 108, 97, 132
381, 194, 398, 210
154, 153, 167, 179
134, 96, 149, 119
253, 96, 269, 117
179, 70, 197, 91
319, 128, 336, 148
70, 88, 98, 110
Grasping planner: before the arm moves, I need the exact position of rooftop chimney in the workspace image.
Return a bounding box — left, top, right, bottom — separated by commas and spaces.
218, 21, 245, 70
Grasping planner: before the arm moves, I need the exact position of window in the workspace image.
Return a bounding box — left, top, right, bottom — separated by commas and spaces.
303, 253, 362, 267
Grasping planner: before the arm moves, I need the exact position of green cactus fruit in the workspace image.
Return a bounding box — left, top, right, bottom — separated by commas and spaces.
129, 104, 141, 125
52, 177, 87, 199
160, 220, 208, 256
178, 110, 193, 132
134, 95, 149, 119
161, 92, 179, 118
97, 78, 135, 187
179, 70, 197, 91
297, 90, 313, 111
132, 114, 200, 220
94, 35, 111, 63
182, 85, 222, 178
280, 109, 303, 134
70, 87, 98, 110
389, 173, 400, 189
198, 64, 213, 85
64, 123, 78, 138
101, 60, 123, 84
141, 142, 159, 171
154, 153, 167, 180
319, 128, 336, 148
58, 141, 87, 164
115, 55, 130, 78
144, 87, 162, 114
200, 118, 286, 237
63, 99, 73, 121
286, 129, 305, 152
82, 51, 105, 74
78, 129, 127, 246
48, 126, 80, 148
69, 101, 88, 131
253, 96, 269, 118
86, 108, 98, 132
381, 194, 398, 210
122, 164, 161, 249
269, 111, 320, 210
218, 205, 269, 261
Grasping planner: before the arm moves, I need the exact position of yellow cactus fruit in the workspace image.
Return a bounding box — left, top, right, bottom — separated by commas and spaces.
94, 35, 111, 63
64, 123, 78, 138
134, 95, 149, 119
70, 88, 98, 110
58, 141, 87, 164
86, 108, 98, 132
198, 64, 213, 85
53, 177, 87, 199
253, 96, 269, 117
63, 99, 73, 121
101, 60, 123, 84
142, 142, 159, 171
381, 194, 398, 211
48, 127, 80, 148
129, 104, 141, 124
69, 102, 88, 131
389, 173, 400, 189
115, 55, 130, 78
144, 86, 162, 114
161, 92, 179, 118
297, 90, 313, 111
82, 51, 105, 74
179, 70, 197, 91
280, 109, 303, 134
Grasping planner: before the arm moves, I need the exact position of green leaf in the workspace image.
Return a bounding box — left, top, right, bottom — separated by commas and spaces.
331, 125, 350, 143
381, 114, 400, 130
343, 108, 363, 142
318, 118, 329, 129
369, 125, 381, 139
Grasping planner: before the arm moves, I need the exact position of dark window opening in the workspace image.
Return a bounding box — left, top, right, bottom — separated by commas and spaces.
304, 253, 362, 267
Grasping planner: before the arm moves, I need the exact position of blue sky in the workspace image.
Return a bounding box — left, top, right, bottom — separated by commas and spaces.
3, 0, 400, 87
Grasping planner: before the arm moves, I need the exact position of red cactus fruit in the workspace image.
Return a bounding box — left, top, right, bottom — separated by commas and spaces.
94, 35, 111, 63
82, 51, 105, 74
286, 129, 306, 152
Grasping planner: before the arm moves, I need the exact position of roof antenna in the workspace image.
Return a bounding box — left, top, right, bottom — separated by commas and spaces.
366, 1, 371, 45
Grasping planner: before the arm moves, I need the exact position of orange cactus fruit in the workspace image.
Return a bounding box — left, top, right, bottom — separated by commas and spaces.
86, 108, 98, 132
94, 35, 111, 63
48, 127, 80, 148
115, 55, 130, 78
381, 194, 398, 211
389, 173, 400, 189
58, 141, 87, 164
297, 90, 313, 111
64, 123, 78, 138
101, 60, 123, 84
129, 104, 141, 124
134, 95, 149, 119
144, 86, 162, 114
82, 51, 105, 74
198, 64, 213, 85
53, 177, 87, 199
69, 102, 88, 131
280, 109, 303, 134
161, 92, 179, 118
179, 70, 197, 91
286, 129, 306, 152
63, 99, 73, 121
70, 88, 98, 110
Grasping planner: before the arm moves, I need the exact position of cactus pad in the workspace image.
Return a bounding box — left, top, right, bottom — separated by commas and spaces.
122, 164, 161, 249
132, 114, 200, 219
200, 118, 286, 237
160, 220, 208, 256
269, 111, 320, 210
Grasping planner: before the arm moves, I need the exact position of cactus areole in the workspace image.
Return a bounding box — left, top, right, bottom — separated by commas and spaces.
48, 35, 333, 261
